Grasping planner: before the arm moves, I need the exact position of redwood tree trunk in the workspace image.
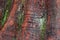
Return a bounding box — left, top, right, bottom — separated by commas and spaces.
0, 0, 60, 40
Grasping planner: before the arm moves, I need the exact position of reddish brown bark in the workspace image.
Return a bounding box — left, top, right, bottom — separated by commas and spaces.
21, 0, 44, 40
0, 0, 20, 40
46, 0, 60, 40
0, 0, 60, 40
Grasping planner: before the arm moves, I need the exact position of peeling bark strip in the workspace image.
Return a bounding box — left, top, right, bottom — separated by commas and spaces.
0, 0, 20, 40
45, 0, 57, 40
56, 0, 60, 40
1, 0, 20, 32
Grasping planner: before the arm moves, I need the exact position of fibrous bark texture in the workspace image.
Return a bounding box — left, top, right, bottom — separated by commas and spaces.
0, 0, 60, 40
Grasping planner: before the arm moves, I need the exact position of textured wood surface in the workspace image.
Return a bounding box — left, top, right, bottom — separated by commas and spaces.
0, 0, 60, 40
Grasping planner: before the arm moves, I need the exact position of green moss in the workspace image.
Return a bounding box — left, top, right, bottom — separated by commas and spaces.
1, 0, 12, 26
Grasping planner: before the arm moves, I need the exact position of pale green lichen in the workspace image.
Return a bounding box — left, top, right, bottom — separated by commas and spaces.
16, 0, 25, 31
40, 0, 46, 40
40, 17, 46, 40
